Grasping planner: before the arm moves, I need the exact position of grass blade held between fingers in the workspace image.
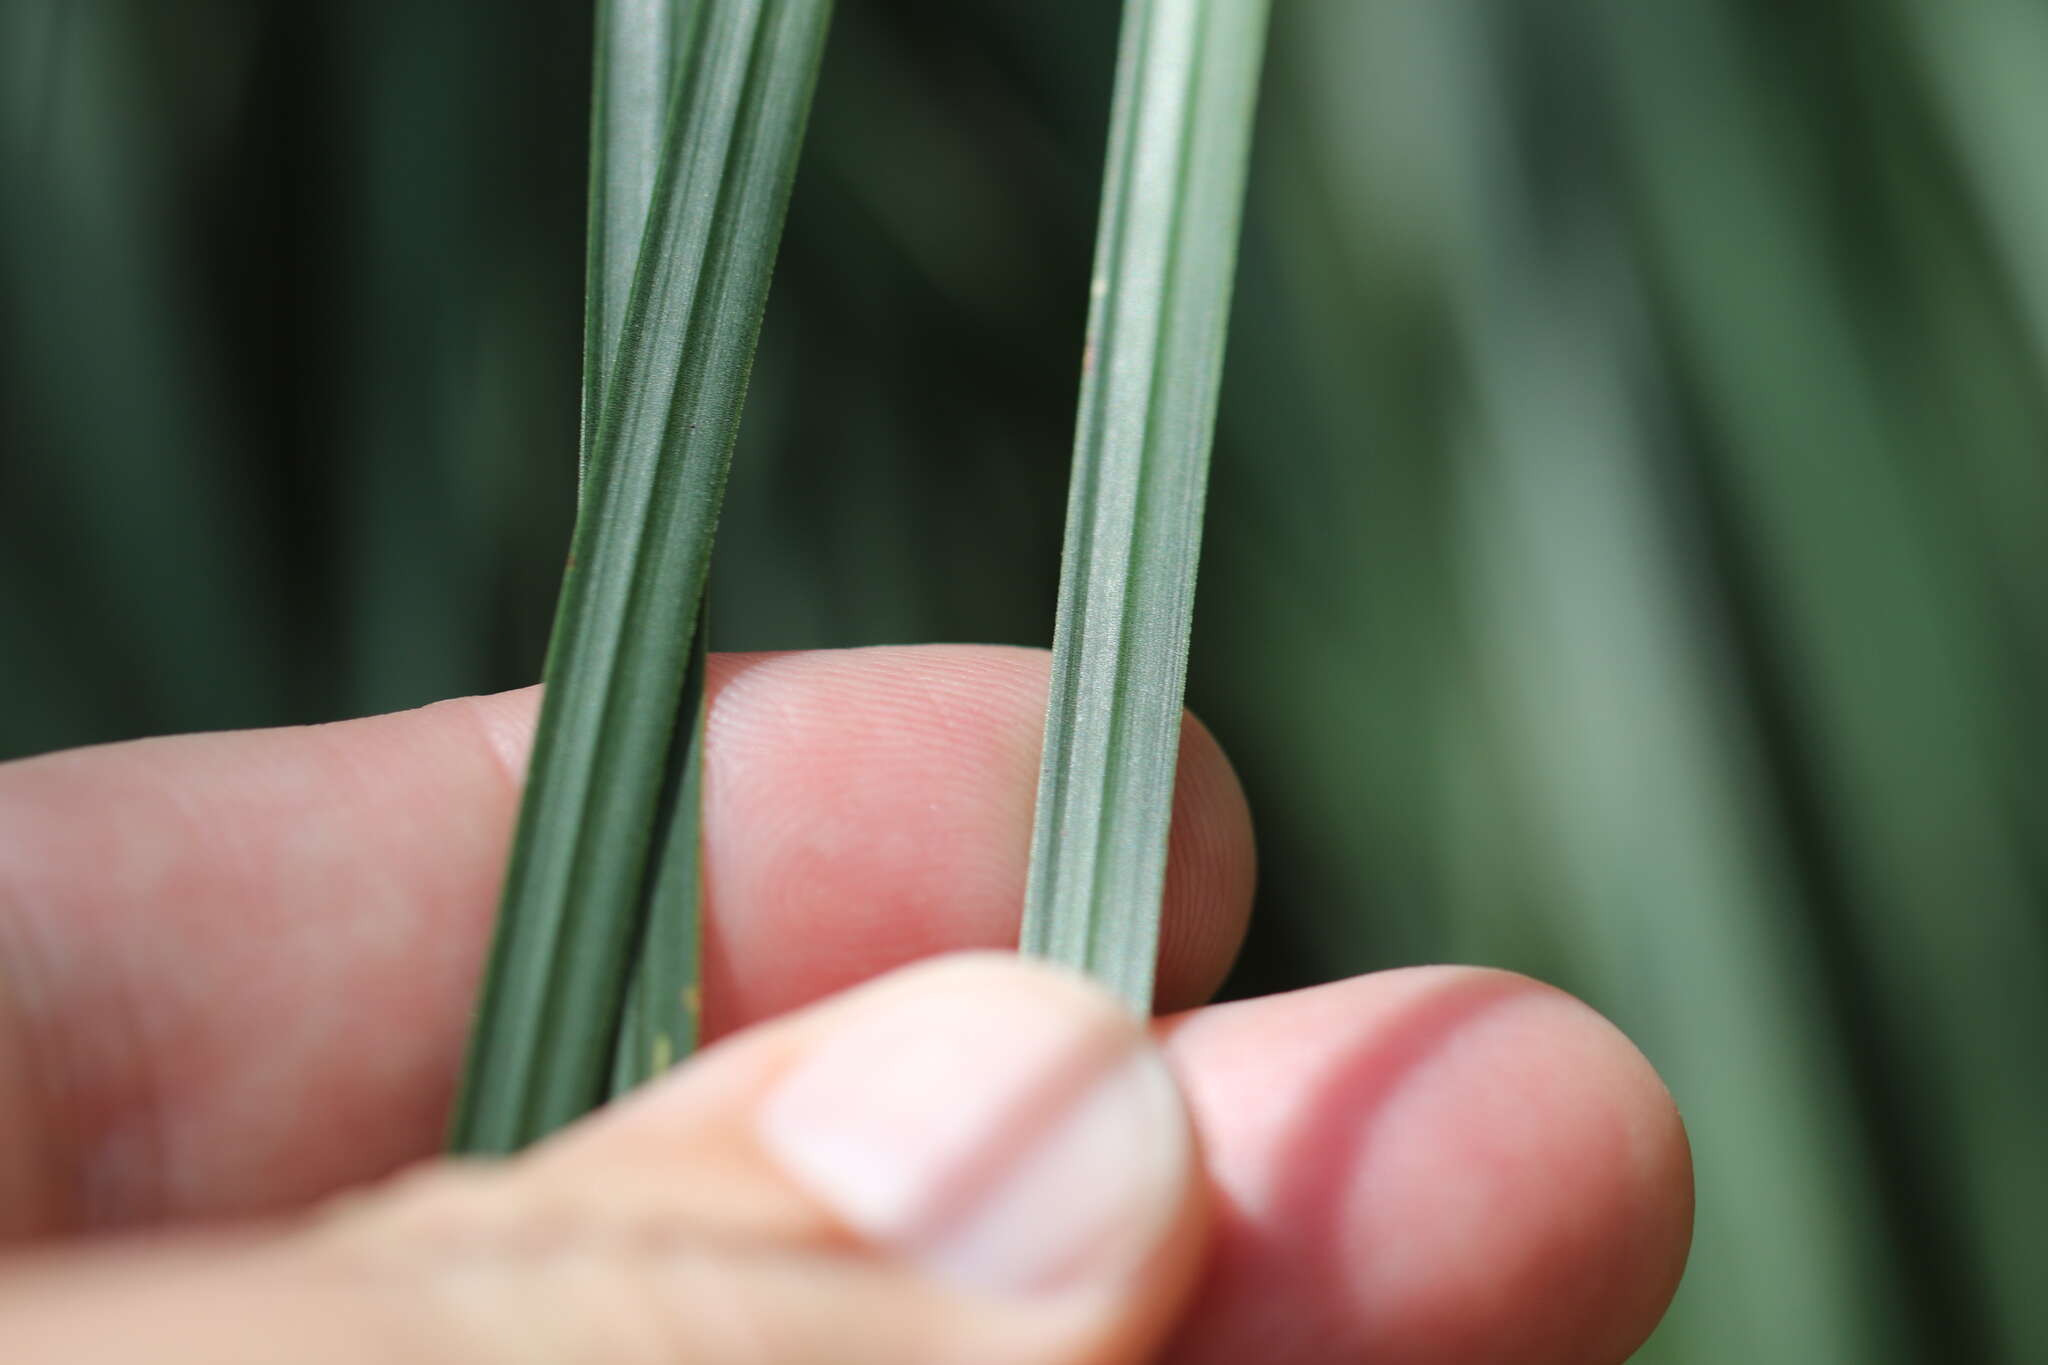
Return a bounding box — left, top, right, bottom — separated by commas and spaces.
451, 0, 835, 1154
585, 0, 714, 1095
581, 0, 700, 486
611, 618, 710, 1093
1020, 0, 1271, 1011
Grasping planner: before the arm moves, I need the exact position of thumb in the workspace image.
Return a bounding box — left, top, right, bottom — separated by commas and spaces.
0, 954, 1209, 1364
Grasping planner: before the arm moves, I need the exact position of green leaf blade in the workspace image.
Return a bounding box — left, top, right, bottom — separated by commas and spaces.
1021, 0, 1271, 1011
610, 619, 709, 1094
452, 0, 834, 1155
582, 0, 703, 479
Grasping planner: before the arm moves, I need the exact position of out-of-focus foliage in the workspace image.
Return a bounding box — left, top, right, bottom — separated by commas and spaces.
2, 2, 2043, 1360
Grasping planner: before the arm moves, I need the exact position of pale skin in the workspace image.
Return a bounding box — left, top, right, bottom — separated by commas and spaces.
0, 646, 1692, 1363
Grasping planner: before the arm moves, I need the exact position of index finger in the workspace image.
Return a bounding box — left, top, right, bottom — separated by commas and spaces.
0, 645, 1253, 1238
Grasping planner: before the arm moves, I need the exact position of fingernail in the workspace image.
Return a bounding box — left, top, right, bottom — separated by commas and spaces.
756, 957, 1188, 1297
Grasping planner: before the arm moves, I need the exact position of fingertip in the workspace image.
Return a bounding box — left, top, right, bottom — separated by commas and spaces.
695, 646, 1254, 1033
1159, 710, 1256, 1012
1161, 967, 1693, 1365
1387, 974, 1691, 1365
528, 952, 1211, 1363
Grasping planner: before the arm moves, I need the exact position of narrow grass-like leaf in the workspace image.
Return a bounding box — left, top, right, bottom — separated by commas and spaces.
583, 0, 713, 1094
451, 0, 834, 1154
1020, 0, 1270, 1010
581, 0, 699, 482
610, 620, 709, 1093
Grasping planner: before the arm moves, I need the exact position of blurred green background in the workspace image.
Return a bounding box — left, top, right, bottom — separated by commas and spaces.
4, 1, 2045, 1359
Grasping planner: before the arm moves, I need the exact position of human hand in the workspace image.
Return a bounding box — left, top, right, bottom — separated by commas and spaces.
0, 646, 1690, 1363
